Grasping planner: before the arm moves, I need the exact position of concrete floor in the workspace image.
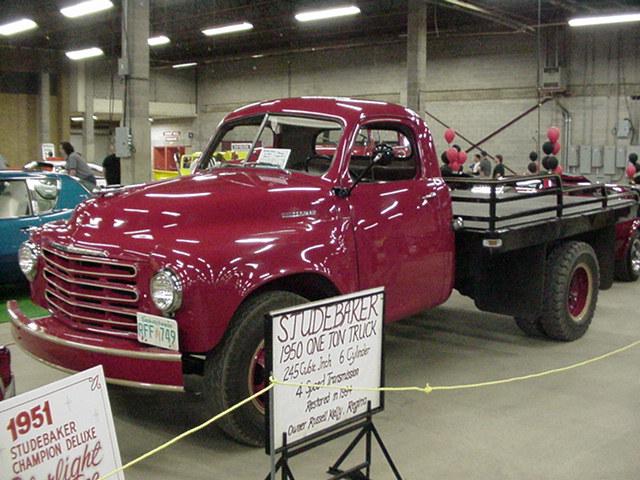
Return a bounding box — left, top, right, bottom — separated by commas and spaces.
2, 283, 639, 479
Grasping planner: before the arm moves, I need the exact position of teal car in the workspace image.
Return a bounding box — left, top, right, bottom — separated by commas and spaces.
0, 171, 91, 284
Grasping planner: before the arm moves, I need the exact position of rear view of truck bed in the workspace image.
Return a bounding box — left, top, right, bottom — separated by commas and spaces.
446, 174, 639, 341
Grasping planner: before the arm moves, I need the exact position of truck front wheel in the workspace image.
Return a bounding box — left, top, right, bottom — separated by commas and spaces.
540, 241, 599, 341
204, 290, 307, 446
614, 232, 640, 282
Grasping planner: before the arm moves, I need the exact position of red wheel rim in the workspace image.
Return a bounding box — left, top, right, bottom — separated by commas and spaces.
567, 265, 591, 321
248, 340, 266, 414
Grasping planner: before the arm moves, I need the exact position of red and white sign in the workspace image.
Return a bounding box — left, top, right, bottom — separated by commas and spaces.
0, 366, 124, 480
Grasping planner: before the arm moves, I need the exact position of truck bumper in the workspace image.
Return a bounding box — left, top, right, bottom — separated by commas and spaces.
8, 300, 184, 392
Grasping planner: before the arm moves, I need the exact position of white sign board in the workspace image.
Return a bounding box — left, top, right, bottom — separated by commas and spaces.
41, 143, 55, 160
257, 148, 291, 169
0, 366, 124, 480
269, 288, 384, 451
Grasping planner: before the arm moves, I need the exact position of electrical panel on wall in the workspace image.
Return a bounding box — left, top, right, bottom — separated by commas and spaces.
115, 127, 131, 158
579, 145, 592, 174
603, 147, 616, 175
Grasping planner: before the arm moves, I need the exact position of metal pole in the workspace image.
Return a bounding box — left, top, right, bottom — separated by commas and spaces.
270, 385, 276, 480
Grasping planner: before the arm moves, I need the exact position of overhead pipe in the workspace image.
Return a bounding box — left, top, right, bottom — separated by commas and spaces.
554, 99, 572, 171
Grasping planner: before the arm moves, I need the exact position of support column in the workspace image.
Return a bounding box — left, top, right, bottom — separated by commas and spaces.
405, 0, 427, 114
122, 0, 151, 184
39, 73, 51, 151
82, 64, 95, 164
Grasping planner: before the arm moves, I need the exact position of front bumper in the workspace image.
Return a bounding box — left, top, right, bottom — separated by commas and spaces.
8, 300, 184, 392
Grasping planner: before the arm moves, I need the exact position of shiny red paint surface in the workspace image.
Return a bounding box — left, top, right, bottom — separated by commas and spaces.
615, 219, 640, 261
13, 97, 455, 385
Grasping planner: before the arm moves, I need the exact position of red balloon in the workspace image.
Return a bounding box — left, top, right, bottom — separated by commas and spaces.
547, 127, 560, 143
444, 128, 456, 144
554, 165, 563, 175
552, 142, 561, 155
458, 151, 468, 164
446, 147, 459, 164
626, 163, 637, 178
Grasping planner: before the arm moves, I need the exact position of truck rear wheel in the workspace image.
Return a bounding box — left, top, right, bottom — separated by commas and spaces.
540, 241, 599, 341
514, 316, 545, 337
204, 290, 307, 446
614, 233, 640, 282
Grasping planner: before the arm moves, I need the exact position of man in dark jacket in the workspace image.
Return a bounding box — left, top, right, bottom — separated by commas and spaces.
102, 144, 121, 185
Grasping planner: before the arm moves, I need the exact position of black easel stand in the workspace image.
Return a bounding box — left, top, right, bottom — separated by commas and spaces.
266, 403, 402, 480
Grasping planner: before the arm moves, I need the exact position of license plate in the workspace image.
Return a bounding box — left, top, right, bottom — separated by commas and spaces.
136, 313, 179, 351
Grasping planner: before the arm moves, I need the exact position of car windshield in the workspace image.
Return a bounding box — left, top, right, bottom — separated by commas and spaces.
197, 114, 344, 177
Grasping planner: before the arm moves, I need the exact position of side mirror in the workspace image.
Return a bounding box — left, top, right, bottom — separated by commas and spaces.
334, 143, 395, 198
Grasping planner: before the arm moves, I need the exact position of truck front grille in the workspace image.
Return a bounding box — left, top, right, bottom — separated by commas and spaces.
42, 245, 140, 332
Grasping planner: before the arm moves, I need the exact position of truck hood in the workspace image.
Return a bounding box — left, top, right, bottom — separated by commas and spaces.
44, 169, 334, 259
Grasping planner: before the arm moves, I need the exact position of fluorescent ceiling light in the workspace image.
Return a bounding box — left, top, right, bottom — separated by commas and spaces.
172, 62, 197, 69
295, 5, 361, 22
148, 35, 170, 46
65, 47, 104, 60
202, 22, 253, 36
61, 0, 113, 18
252, 54, 264, 58
568, 13, 640, 27
0, 18, 38, 36
442, 0, 487, 14
71, 115, 98, 121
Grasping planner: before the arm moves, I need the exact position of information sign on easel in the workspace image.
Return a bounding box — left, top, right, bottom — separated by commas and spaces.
0, 365, 124, 480
265, 287, 402, 479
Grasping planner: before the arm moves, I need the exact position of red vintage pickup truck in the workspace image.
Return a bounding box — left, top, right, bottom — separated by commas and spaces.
8, 97, 639, 445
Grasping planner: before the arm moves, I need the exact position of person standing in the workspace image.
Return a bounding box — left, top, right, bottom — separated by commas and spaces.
102, 143, 121, 185
479, 151, 492, 177
60, 141, 96, 190
492, 154, 506, 179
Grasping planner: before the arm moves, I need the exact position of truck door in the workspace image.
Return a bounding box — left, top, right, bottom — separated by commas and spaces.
347, 122, 451, 322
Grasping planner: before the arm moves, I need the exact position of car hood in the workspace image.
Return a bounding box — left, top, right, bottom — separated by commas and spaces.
40, 168, 334, 259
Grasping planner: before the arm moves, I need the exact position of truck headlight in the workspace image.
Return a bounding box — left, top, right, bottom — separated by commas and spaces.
18, 242, 39, 281
150, 269, 182, 314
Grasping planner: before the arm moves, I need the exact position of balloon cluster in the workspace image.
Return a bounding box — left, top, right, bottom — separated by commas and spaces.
541, 127, 562, 175
627, 153, 638, 179
443, 128, 468, 173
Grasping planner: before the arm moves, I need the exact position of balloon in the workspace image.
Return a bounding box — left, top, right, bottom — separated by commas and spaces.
542, 141, 554, 155
629, 153, 638, 165
529, 151, 538, 161
552, 142, 561, 155
554, 165, 563, 175
547, 127, 560, 144
458, 151, 468, 164
547, 156, 559, 171
446, 147, 459, 164
444, 128, 456, 144
450, 161, 460, 173
542, 156, 551, 171
626, 163, 637, 178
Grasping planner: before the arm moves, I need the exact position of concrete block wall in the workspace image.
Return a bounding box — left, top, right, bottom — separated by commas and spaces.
195, 25, 640, 177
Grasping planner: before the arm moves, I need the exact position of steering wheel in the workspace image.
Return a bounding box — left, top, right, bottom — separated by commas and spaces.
372, 143, 394, 165
304, 154, 332, 172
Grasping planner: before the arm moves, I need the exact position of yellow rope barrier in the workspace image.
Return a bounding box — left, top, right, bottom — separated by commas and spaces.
97, 339, 640, 479
272, 339, 640, 394
98, 383, 274, 480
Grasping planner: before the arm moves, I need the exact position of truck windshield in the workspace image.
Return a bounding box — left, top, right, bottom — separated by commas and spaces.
197, 114, 343, 176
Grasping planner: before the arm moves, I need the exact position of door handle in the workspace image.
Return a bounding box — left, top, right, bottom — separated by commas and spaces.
422, 192, 437, 201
